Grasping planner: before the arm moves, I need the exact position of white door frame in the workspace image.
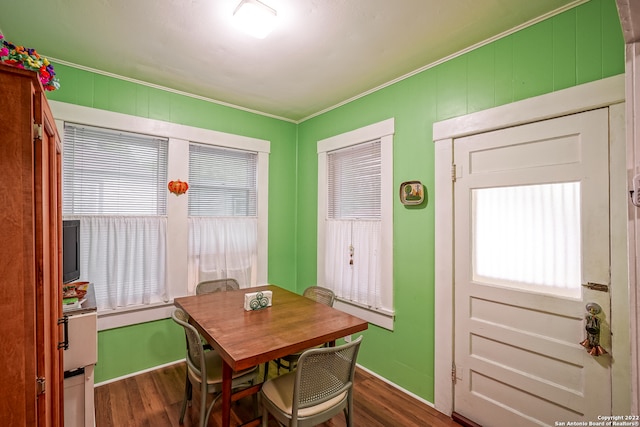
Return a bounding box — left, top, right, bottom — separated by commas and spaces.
617, 0, 640, 411
625, 42, 640, 416
432, 74, 631, 417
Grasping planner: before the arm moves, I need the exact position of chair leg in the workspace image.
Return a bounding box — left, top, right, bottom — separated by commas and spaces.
345, 395, 354, 427
199, 382, 208, 427
204, 394, 222, 427
274, 357, 292, 374
179, 372, 192, 424
251, 379, 259, 418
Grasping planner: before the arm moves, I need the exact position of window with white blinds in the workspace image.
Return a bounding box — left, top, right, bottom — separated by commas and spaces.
56, 102, 270, 325
63, 124, 168, 216
187, 143, 259, 291
325, 139, 382, 308
188, 143, 257, 217
62, 123, 168, 310
327, 140, 381, 220
317, 118, 394, 330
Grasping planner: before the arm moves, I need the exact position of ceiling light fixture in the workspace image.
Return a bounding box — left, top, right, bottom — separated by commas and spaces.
232, 0, 277, 39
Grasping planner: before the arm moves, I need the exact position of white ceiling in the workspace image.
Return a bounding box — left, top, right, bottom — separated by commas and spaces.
1, 0, 584, 122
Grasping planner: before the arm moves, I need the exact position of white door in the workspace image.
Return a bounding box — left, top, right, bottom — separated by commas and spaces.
453, 108, 612, 426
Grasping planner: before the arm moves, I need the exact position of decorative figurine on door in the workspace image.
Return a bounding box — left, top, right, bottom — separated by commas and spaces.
579, 302, 608, 356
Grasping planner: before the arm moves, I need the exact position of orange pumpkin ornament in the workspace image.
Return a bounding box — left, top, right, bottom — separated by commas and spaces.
168, 179, 189, 196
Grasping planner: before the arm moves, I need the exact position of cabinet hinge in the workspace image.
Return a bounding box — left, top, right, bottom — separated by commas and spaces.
36, 377, 46, 395
451, 164, 457, 182
33, 123, 43, 141
451, 363, 456, 384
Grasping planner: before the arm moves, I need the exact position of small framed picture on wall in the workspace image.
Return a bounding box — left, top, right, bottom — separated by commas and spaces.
399, 181, 424, 205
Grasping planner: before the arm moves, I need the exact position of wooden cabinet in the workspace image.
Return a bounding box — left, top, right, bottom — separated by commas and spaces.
0, 64, 63, 426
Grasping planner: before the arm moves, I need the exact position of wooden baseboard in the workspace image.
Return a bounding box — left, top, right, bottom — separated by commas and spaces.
452, 412, 482, 427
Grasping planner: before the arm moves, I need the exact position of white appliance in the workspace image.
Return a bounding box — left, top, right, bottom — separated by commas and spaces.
63, 300, 97, 427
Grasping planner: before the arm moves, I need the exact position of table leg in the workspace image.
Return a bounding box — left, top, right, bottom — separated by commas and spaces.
222, 361, 232, 427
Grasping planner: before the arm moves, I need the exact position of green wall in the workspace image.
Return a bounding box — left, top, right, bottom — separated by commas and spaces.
47, 64, 299, 383
44, 0, 623, 397
295, 0, 623, 401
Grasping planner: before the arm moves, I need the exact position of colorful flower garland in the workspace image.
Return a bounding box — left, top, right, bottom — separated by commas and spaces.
0, 34, 60, 91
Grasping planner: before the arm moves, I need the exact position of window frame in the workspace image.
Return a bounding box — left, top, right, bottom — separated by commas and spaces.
317, 118, 394, 330
62, 123, 170, 311
52, 100, 270, 330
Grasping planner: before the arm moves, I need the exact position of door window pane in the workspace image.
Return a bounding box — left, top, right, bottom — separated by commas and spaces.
472, 182, 581, 297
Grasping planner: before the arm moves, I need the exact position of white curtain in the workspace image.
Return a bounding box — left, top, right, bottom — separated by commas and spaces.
473, 182, 581, 293
75, 216, 168, 310
188, 217, 258, 293
325, 219, 381, 308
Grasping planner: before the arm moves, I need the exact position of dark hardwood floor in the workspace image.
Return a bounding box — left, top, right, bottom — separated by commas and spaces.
94, 361, 462, 427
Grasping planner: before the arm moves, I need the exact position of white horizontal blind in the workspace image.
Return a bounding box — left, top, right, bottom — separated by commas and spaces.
188, 143, 257, 217
63, 124, 168, 215
327, 139, 381, 219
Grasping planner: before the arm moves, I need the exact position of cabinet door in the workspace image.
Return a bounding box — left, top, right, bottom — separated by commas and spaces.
34, 91, 64, 427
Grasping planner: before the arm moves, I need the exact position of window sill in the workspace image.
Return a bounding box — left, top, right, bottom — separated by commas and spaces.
333, 299, 394, 331
97, 302, 175, 331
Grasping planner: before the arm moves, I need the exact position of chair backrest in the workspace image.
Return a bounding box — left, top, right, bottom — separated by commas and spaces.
196, 278, 240, 295
302, 286, 335, 307
293, 335, 362, 413
171, 308, 206, 376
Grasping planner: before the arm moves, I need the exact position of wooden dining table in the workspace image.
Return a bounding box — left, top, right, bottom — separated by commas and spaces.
173, 284, 368, 427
